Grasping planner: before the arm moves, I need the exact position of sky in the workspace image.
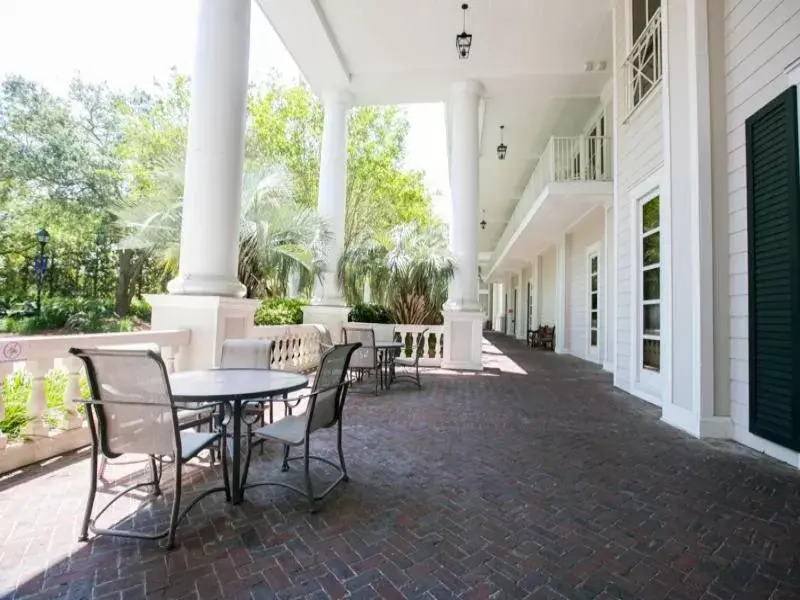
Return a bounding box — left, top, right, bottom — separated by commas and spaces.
0, 0, 450, 221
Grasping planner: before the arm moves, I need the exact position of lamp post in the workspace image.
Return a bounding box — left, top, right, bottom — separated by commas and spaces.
93, 229, 105, 298
34, 228, 50, 316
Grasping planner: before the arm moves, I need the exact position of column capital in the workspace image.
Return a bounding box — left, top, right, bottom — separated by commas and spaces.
322, 88, 355, 109
451, 80, 485, 98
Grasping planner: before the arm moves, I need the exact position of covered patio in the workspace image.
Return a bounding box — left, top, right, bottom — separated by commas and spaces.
2, 333, 799, 600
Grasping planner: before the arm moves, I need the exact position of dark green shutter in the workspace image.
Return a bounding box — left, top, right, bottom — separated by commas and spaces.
746, 86, 800, 450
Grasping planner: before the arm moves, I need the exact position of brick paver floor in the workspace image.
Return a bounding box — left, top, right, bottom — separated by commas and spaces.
2, 333, 800, 600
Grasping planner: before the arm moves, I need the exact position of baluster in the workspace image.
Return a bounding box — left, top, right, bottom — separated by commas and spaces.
61, 356, 84, 430
162, 345, 176, 374
24, 359, 50, 438
409, 331, 418, 361
0, 362, 12, 449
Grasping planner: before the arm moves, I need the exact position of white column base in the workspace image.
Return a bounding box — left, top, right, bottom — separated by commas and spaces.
146, 294, 259, 370
661, 404, 733, 439
302, 305, 351, 343
166, 274, 246, 298
441, 310, 484, 371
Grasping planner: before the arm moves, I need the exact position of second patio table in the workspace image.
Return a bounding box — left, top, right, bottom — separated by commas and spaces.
170, 369, 308, 504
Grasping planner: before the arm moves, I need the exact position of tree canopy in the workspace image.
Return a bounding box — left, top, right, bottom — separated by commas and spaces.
0, 71, 446, 322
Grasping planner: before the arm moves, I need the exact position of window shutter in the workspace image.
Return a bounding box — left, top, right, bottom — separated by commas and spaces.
746, 86, 800, 450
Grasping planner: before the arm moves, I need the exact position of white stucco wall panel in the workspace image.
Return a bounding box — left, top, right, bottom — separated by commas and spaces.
539, 249, 557, 327
567, 209, 605, 362
612, 0, 665, 391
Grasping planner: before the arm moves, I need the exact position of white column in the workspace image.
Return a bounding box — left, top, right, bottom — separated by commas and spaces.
603, 204, 616, 372
660, 0, 725, 438
312, 90, 353, 307
555, 235, 569, 353
516, 268, 526, 339
149, 0, 258, 369
303, 90, 353, 342
442, 80, 484, 370
445, 80, 483, 312
531, 257, 541, 330
167, 0, 250, 298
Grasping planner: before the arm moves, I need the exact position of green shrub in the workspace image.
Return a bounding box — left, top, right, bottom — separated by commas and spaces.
348, 303, 392, 324
128, 298, 152, 322
254, 298, 305, 326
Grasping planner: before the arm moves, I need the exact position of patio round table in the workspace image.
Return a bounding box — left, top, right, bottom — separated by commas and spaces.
170, 369, 308, 504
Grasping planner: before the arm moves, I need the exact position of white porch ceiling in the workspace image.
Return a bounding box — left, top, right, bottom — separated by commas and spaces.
257, 0, 613, 254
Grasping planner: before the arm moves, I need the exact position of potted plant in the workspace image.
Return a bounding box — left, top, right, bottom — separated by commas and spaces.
347, 303, 395, 342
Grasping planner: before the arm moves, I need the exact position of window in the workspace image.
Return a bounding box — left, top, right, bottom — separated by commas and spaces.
632, 0, 660, 43
589, 253, 599, 349
640, 196, 660, 371
625, 0, 662, 115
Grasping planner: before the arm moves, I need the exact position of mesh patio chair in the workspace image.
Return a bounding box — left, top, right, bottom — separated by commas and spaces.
343, 326, 382, 395
69, 348, 230, 550
392, 328, 429, 389
242, 343, 361, 512
219, 339, 277, 456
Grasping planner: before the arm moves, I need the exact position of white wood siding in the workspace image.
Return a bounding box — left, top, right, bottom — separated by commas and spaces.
539, 249, 557, 326
724, 0, 800, 459
567, 209, 605, 361
613, 0, 666, 389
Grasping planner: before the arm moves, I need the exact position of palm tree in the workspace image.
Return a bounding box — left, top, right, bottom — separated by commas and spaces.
338, 222, 454, 324
117, 162, 331, 298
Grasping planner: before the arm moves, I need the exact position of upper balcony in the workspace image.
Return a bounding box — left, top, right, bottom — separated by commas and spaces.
487, 135, 613, 277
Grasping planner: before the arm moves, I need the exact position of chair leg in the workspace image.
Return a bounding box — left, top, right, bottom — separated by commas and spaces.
221, 431, 231, 503
149, 455, 162, 497
97, 455, 108, 482
78, 447, 99, 542
281, 444, 291, 472
303, 438, 315, 513
337, 419, 349, 483
165, 459, 182, 550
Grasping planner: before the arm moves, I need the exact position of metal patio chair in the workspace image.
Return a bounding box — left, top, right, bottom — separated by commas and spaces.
392, 328, 429, 389
343, 326, 382, 395
241, 343, 361, 512
69, 347, 230, 550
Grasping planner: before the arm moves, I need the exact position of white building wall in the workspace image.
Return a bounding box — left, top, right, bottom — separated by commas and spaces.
723, 0, 800, 464
539, 249, 558, 327
567, 208, 606, 362
612, 0, 666, 393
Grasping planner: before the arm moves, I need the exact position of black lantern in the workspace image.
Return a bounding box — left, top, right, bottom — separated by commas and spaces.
480, 210, 487, 230
456, 3, 472, 59
497, 125, 508, 160
36, 228, 50, 246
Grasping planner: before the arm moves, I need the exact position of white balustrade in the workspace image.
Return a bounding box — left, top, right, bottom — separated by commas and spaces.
393, 325, 444, 367
0, 329, 191, 474
250, 324, 325, 372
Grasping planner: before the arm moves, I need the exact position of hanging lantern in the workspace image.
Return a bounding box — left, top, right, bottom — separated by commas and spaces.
497, 125, 508, 160
456, 4, 473, 59
480, 210, 487, 230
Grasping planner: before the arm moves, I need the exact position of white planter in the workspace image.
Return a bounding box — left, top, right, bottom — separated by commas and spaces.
347, 322, 397, 343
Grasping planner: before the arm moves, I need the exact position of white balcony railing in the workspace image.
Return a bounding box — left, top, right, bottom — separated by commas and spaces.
0, 329, 191, 473
624, 8, 663, 118
491, 135, 612, 269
